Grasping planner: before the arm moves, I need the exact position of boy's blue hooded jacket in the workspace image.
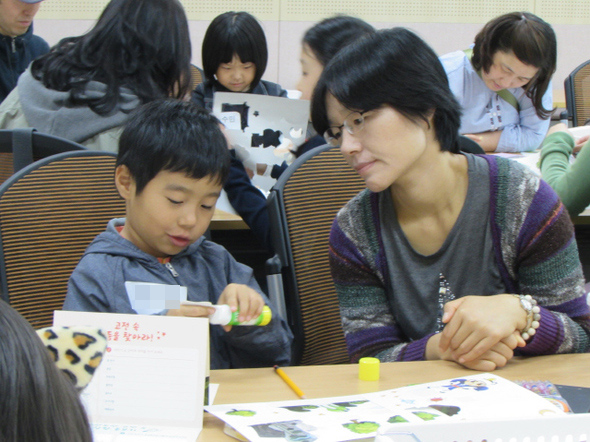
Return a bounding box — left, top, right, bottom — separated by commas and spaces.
64, 218, 293, 369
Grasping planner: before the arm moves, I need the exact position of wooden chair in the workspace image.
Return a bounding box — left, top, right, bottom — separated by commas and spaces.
0, 151, 125, 328
565, 60, 590, 127
266, 145, 366, 365
0, 128, 85, 185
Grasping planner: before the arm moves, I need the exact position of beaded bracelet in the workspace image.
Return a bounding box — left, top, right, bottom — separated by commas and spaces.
514, 294, 541, 341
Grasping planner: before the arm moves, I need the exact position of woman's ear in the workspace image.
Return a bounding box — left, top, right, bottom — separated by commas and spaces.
114, 165, 135, 200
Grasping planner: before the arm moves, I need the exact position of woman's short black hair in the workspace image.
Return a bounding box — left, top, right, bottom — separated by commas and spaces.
31, 0, 192, 116
471, 11, 556, 119
0, 300, 92, 442
201, 11, 268, 89
311, 28, 462, 153
117, 99, 231, 195
302, 15, 374, 66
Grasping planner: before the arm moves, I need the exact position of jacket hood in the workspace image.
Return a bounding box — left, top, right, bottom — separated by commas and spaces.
17, 67, 140, 143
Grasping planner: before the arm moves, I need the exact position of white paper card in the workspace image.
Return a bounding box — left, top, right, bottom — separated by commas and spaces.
124, 281, 187, 315
212, 92, 310, 194
54, 311, 208, 441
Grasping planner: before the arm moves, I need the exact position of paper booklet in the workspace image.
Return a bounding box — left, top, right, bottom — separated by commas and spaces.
212, 92, 310, 214
205, 373, 566, 442
54, 310, 209, 442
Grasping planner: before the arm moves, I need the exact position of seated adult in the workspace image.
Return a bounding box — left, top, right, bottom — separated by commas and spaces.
440, 12, 556, 152
0, 0, 49, 103
0, 0, 192, 152
225, 15, 374, 251
539, 123, 590, 217
311, 28, 590, 371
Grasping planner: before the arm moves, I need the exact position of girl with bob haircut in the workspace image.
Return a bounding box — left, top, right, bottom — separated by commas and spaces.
0, 300, 92, 441
312, 28, 590, 372
224, 15, 374, 253
192, 11, 287, 110
440, 12, 556, 152
0, 0, 192, 152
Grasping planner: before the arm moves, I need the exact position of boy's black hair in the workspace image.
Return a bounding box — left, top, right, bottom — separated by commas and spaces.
311, 28, 462, 153
302, 15, 374, 67
201, 11, 268, 89
471, 11, 556, 120
117, 99, 231, 194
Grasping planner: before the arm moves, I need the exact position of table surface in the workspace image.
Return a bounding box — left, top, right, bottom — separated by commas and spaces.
199, 354, 590, 441
211, 208, 248, 230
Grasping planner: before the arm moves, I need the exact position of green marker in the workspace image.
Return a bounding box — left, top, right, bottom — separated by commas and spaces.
209, 305, 272, 326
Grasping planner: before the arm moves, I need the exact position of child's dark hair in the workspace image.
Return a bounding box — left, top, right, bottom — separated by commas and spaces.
302, 15, 374, 67
311, 28, 462, 153
471, 11, 556, 119
117, 99, 231, 194
0, 300, 92, 442
201, 11, 268, 89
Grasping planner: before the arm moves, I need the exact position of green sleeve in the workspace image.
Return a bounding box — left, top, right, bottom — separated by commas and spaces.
539, 131, 590, 217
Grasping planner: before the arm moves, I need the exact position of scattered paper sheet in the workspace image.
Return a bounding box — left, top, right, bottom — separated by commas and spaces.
206, 373, 564, 442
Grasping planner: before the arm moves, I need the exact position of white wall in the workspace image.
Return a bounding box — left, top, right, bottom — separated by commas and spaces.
32, 15, 590, 98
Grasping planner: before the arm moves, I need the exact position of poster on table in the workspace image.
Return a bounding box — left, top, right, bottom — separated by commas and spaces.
205, 373, 566, 442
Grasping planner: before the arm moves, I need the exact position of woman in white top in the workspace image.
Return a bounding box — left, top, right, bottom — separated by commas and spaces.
440, 12, 556, 153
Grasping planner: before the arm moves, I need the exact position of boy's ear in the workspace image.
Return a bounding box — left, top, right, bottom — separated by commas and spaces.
115, 165, 135, 200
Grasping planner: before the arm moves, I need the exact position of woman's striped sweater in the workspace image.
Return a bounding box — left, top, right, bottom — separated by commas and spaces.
330, 155, 590, 362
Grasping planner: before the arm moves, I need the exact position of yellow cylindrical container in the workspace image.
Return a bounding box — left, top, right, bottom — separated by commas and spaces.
358, 357, 380, 381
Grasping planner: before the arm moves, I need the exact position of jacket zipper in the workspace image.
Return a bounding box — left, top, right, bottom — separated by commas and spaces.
164, 262, 179, 277
11, 38, 15, 53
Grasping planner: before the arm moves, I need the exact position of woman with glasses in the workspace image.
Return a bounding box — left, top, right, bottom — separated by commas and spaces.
311, 28, 590, 372
440, 12, 556, 152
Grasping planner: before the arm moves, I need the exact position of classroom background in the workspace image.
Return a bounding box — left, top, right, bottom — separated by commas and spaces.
34, 0, 590, 101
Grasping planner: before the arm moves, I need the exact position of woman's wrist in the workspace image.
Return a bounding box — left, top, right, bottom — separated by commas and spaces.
425, 333, 442, 360
513, 294, 541, 341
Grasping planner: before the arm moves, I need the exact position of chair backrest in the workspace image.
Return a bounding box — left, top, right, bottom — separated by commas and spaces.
565, 60, 590, 127
267, 145, 366, 365
0, 128, 86, 186
0, 151, 125, 328
190, 64, 204, 91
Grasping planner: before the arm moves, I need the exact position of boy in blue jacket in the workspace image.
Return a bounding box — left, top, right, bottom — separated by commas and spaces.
64, 99, 293, 369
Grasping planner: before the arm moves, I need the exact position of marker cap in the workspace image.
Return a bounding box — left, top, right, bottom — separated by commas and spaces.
359, 357, 380, 381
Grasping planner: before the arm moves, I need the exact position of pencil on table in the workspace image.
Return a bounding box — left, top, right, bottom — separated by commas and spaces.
274, 365, 306, 399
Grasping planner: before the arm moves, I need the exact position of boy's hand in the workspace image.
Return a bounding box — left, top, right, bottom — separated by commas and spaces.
217, 283, 265, 332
